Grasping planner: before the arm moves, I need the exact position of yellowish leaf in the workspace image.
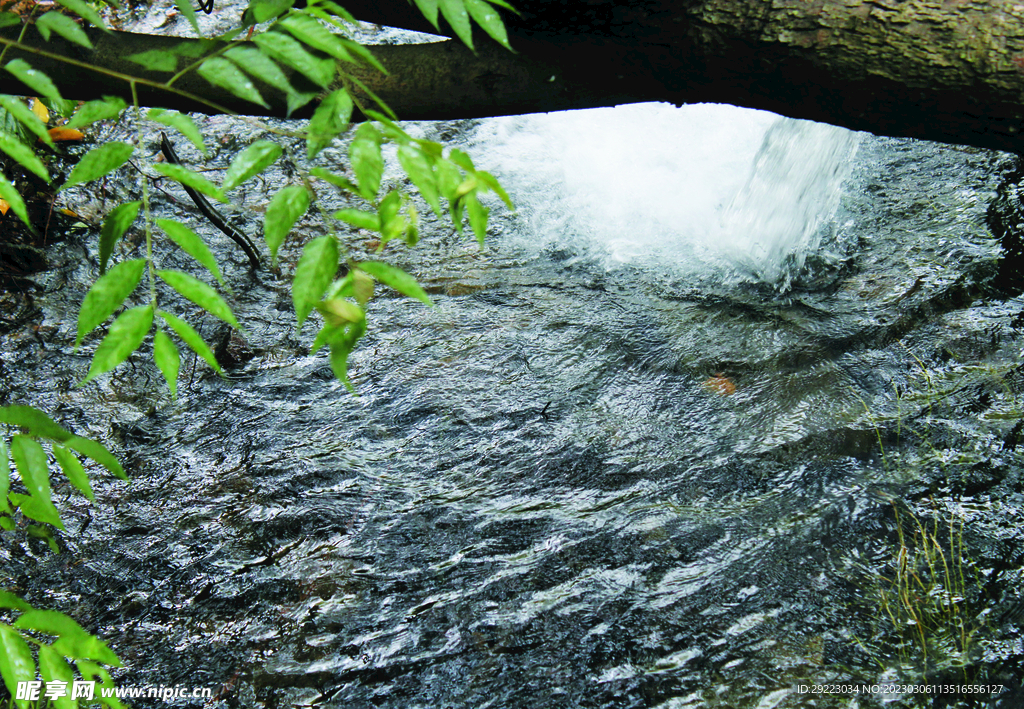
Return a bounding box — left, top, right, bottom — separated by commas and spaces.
31, 98, 49, 123
0, 199, 10, 216
46, 127, 85, 142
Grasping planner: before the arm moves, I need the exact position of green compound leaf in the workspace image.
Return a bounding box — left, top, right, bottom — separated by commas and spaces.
5, 58, 62, 101
397, 145, 442, 218
17, 611, 120, 666
158, 310, 223, 376
147, 109, 206, 157
439, 0, 473, 49
153, 329, 180, 400
411, 0, 439, 27
157, 270, 239, 328
126, 49, 178, 73
36, 11, 94, 49
357, 261, 433, 306
224, 47, 297, 99
52, 445, 94, 502
252, 31, 335, 88
0, 95, 53, 148
64, 436, 125, 480
66, 96, 127, 130
198, 57, 269, 109
81, 305, 154, 386
156, 218, 224, 286
0, 131, 48, 181
61, 141, 134, 191
222, 140, 281, 191
307, 88, 352, 160
151, 162, 228, 203
349, 124, 383, 200
333, 208, 380, 231
55, 0, 109, 30
37, 645, 75, 709
98, 201, 141, 275
0, 175, 31, 229
0, 623, 36, 706
0, 405, 73, 441
264, 185, 310, 263
465, 0, 511, 50
293, 235, 338, 331
278, 13, 353, 62
75, 258, 146, 348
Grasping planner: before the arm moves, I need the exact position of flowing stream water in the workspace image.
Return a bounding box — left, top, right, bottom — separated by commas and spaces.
3, 14, 1024, 709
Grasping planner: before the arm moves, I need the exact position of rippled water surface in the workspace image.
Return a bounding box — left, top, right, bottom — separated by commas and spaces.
3, 27, 1024, 708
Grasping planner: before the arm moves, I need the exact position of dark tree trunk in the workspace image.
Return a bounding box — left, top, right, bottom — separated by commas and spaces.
1, 0, 1023, 153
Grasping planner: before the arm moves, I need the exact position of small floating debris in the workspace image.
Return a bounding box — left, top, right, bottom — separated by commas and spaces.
703, 373, 736, 396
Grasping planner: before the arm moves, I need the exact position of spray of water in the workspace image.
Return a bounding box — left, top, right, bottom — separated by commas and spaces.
471, 102, 860, 289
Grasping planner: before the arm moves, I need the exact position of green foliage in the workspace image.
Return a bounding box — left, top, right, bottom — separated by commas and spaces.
0, 407, 125, 707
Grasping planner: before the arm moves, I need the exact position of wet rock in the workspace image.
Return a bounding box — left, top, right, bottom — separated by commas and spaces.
213, 327, 255, 369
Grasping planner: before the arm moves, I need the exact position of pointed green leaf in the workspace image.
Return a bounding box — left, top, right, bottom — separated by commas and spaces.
147, 109, 206, 157
439, 0, 473, 48
55, 0, 109, 30
157, 270, 239, 328
252, 31, 335, 87
307, 88, 352, 160
0, 623, 36, 705
465, 0, 511, 50
17, 611, 120, 666
246, 0, 295, 23
357, 261, 433, 306
329, 318, 365, 391
126, 49, 178, 72
5, 58, 62, 101
75, 258, 146, 347
0, 13, 20, 28
264, 185, 310, 262
97, 201, 141, 275
279, 13, 353, 62
0, 591, 32, 612
11, 435, 53, 501
64, 436, 124, 480
52, 445, 93, 502
151, 162, 227, 203
153, 330, 180, 399
66, 96, 127, 130
449, 147, 475, 171
156, 218, 224, 286
333, 208, 380, 231
222, 140, 281, 191
476, 169, 513, 208
293, 235, 338, 331
0, 406, 72, 441
398, 145, 442, 218
465, 191, 489, 245
157, 310, 223, 375
337, 38, 387, 74
81, 305, 154, 385
36, 11, 94, 49
38, 646, 76, 709
0, 131, 48, 181
224, 47, 297, 99
412, 0, 439, 27
0, 175, 31, 229
61, 141, 133, 191
349, 124, 383, 200
310, 167, 358, 193
0, 95, 53, 148
173, 0, 200, 35
0, 439, 9, 515
10, 492, 62, 529
198, 57, 269, 109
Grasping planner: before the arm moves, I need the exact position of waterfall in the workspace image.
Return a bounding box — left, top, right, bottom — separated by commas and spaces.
471, 103, 860, 289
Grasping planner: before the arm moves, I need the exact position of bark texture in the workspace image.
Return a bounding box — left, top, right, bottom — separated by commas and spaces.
1, 1, 1023, 152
